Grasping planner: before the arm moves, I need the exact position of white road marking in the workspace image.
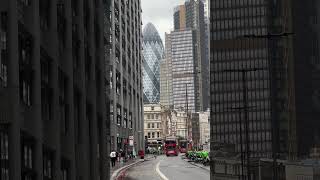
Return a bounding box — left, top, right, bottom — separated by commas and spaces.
156, 160, 169, 180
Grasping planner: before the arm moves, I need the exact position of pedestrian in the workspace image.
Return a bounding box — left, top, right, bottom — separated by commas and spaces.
121, 150, 126, 163
110, 150, 116, 167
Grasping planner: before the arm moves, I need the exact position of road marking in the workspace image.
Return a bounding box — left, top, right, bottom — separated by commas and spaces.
156, 160, 169, 180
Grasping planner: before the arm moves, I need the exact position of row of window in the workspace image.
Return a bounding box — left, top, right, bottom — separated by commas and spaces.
146, 123, 161, 129
145, 113, 159, 120
147, 132, 161, 139
0, 12, 8, 88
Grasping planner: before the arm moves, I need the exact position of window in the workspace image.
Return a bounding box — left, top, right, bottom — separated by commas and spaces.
147, 114, 150, 119
116, 105, 121, 125
157, 123, 160, 129
21, 137, 35, 180
157, 132, 160, 138
151, 132, 155, 138
0, 12, 8, 88
41, 50, 53, 121
151, 123, 154, 128
147, 132, 151, 138
156, 114, 159, 119
123, 109, 127, 128
0, 127, 9, 180
151, 106, 154, 110
129, 113, 132, 129
61, 159, 69, 180
19, 25, 33, 106
151, 114, 154, 119
39, 0, 50, 30
43, 149, 54, 179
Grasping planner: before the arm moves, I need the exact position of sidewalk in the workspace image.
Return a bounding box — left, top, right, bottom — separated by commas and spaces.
110, 155, 154, 179
181, 156, 210, 171
110, 157, 140, 176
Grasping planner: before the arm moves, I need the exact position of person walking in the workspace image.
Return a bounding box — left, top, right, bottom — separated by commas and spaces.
110, 150, 117, 167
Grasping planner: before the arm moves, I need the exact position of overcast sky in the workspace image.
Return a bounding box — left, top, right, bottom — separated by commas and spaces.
141, 0, 186, 43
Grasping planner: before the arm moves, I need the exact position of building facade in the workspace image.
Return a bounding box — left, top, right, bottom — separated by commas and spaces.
174, 110, 188, 139
160, 33, 174, 108
210, 0, 320, 179
169, 0, 208, 112
142, 23, 164, 104
108, 0, 144, 155
199, 110, 210, 145
170, 30, 198, 112
0, 0, 109, 179
144, 104, 163, 148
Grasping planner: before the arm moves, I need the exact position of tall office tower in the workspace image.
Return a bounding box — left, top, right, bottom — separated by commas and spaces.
109, 0, 144, 155
160, 33, 174, 108
142, 23, 164, 104
169, 30, 198, 112
0, 0, 109, 179
210, 0, 274, 160
171, 0, 209, 112
210, 0, 320, 171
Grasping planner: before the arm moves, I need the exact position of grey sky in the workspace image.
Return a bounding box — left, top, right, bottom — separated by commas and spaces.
141, 0, 186, 43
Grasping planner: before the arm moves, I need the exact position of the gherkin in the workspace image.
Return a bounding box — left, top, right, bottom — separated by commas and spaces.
142, 23, 164, 104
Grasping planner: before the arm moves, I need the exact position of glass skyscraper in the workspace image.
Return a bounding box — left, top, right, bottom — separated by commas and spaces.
142, 23, 164, 104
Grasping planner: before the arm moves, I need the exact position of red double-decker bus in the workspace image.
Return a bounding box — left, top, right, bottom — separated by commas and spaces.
164, 137, 178, 156
178, 139, 188, 153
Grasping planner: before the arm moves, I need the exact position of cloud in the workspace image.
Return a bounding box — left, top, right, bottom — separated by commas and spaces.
141, 0, 186, 43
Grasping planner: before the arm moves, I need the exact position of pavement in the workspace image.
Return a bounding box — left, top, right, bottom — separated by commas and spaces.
123, 154, 210, 180
181, 155, 210, 171
110, 155, 154, 180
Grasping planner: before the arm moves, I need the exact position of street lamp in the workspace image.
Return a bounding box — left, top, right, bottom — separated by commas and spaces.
213, 68, 263, 180
239, 32, 295, 180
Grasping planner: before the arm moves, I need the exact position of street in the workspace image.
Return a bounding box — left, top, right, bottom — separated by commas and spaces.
124, 155, 210, 180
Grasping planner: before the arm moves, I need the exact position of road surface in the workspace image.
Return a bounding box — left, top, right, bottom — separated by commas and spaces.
124, 155, 209, 180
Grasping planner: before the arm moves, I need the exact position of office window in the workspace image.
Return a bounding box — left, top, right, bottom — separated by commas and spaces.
0, 12, 8, 88
19, 25, 33, 107
43, 150, 54, 179
0, 127, 9, 180
116, 105, 121, 125
21, 137, 35, 180
61, 159, 69, 180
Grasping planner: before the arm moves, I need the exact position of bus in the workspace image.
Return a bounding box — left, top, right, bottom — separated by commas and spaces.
164, 137, 178, 156
178, 139, 188, 153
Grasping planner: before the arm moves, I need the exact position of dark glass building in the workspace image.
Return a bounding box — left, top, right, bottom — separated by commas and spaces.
210, 0, 320, 173
0, 0, 110, 179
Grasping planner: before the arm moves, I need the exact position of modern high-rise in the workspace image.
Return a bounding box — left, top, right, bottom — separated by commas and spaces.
142, 23, 164, 104
210, 1, 320, 177
170, 30, 198, 112
108, 0, 144, 155
0, 0, 109, 179
160, 33, 174, 108
169, 0, 209, 112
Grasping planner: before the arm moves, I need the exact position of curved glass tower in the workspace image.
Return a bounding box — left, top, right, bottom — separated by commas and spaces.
142, 23, 164, 103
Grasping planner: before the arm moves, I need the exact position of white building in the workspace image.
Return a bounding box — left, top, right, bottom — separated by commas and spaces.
144, 104, 163, 144
173, 110, 188, 139
199, 110, 210, 145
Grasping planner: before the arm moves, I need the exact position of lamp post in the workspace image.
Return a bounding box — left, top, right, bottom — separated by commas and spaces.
240, 32, 294, 180
214, 68, 263, 180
